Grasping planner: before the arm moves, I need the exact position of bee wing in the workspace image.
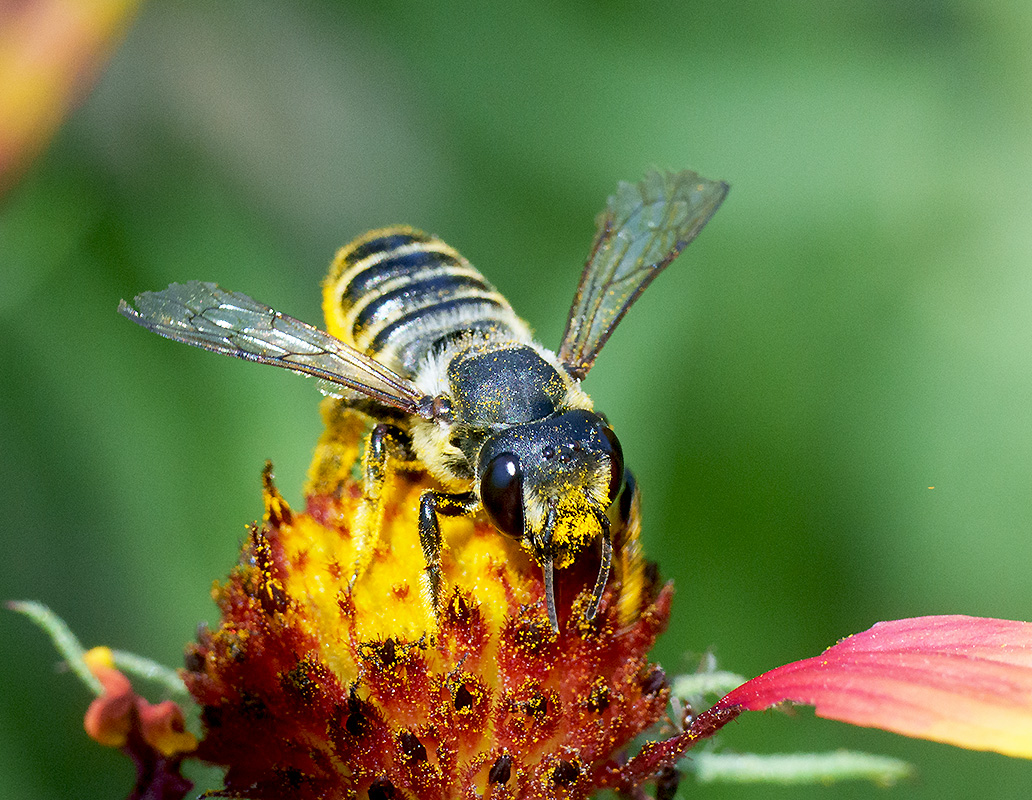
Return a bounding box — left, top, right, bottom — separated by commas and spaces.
119, 281, 433, 418
557, 170, 729, 379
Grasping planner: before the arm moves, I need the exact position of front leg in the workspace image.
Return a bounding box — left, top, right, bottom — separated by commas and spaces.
351, 423, 415, 583
418, 489, 479, 630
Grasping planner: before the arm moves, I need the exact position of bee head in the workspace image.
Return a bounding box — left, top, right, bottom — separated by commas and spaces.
476, 409, 624, 630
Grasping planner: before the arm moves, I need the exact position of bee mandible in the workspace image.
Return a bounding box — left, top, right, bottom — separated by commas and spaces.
119, 170, 728, 631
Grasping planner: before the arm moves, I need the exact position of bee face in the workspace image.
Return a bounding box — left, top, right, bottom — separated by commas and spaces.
477, 410, 624, 565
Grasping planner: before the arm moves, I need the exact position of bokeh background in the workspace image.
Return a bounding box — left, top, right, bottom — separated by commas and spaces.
3, 1, 1032, 797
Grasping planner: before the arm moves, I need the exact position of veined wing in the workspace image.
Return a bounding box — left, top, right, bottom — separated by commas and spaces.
119, 281, 434, 418
558, 170, 729, 379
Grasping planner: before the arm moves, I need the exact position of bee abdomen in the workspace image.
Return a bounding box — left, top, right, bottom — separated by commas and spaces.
323, 226, 531, 376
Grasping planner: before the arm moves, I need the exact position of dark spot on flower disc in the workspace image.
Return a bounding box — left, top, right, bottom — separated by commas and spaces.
553, 759, 579, 786
345, 710, 366, 737
641, 666, 666, 696
279, 767, 303, 789
340, 688, 372, 737
585, 679, 610, 713
446, 591, 473, 625
488, 754, 512, 784
454, 684, 474, 710
367, 776, 396, 799
183, 649, 205, 673
509, 612, 554, 653
202, 705, 223, 729
379, 638, 397, 666
224, 632, 247, 663
399, 730, 427, 762
345, 694, 369, 737
524, 691, 547, 719
239, 692, 269, 720
261, 580, 289, 616
281, 662, 318, 704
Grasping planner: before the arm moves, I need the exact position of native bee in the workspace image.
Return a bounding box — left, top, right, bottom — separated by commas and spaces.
120, 170, 728, 631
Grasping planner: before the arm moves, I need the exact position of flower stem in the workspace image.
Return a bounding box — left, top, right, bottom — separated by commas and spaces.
8, 601, 103, 695
110, 649, 189, 698
9, 601, 189, 698
687, 750, 913, 787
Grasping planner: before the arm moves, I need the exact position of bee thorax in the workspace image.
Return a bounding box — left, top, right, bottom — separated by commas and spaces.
447, 345, 570, 427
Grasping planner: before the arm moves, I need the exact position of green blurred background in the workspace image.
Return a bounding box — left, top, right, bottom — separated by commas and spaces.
3, 1, 1032, 797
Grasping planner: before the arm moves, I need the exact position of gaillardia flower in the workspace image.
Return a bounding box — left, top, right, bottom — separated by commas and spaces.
75, 400, 1032, 800
49, 407, 1032, 800
183, 405, 677, 799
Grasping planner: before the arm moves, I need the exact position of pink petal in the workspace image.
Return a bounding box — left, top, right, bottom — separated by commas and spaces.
715, 616, 1032, 759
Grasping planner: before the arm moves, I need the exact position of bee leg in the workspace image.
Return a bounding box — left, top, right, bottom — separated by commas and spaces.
608, 468, 645, 627
584, 513, 612, 622
350, 423, 414, 584
417, 490, 479, 625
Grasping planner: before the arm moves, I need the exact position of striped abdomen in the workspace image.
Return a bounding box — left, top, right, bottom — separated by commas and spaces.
322, 226, 531, 377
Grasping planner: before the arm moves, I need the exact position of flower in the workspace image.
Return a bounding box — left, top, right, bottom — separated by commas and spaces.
19, 406, 1032, 797
81, 646, 196, 800
172, 397, 1032, 797
182, 403, 678, 799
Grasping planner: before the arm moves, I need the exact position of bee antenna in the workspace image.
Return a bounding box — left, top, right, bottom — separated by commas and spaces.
542, 559, 559, 632
585, 514, 612, 621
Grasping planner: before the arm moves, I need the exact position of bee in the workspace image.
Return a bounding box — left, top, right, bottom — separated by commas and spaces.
119, 170, 728, 631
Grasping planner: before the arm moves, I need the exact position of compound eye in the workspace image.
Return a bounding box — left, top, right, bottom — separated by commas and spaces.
601, 426, 625, 502
481, 452, 525, 539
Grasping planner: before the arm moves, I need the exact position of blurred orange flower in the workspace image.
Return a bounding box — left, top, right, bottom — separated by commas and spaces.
0, 0, 138, 193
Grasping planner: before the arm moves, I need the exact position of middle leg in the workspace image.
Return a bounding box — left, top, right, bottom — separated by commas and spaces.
418, 489, 480, 631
